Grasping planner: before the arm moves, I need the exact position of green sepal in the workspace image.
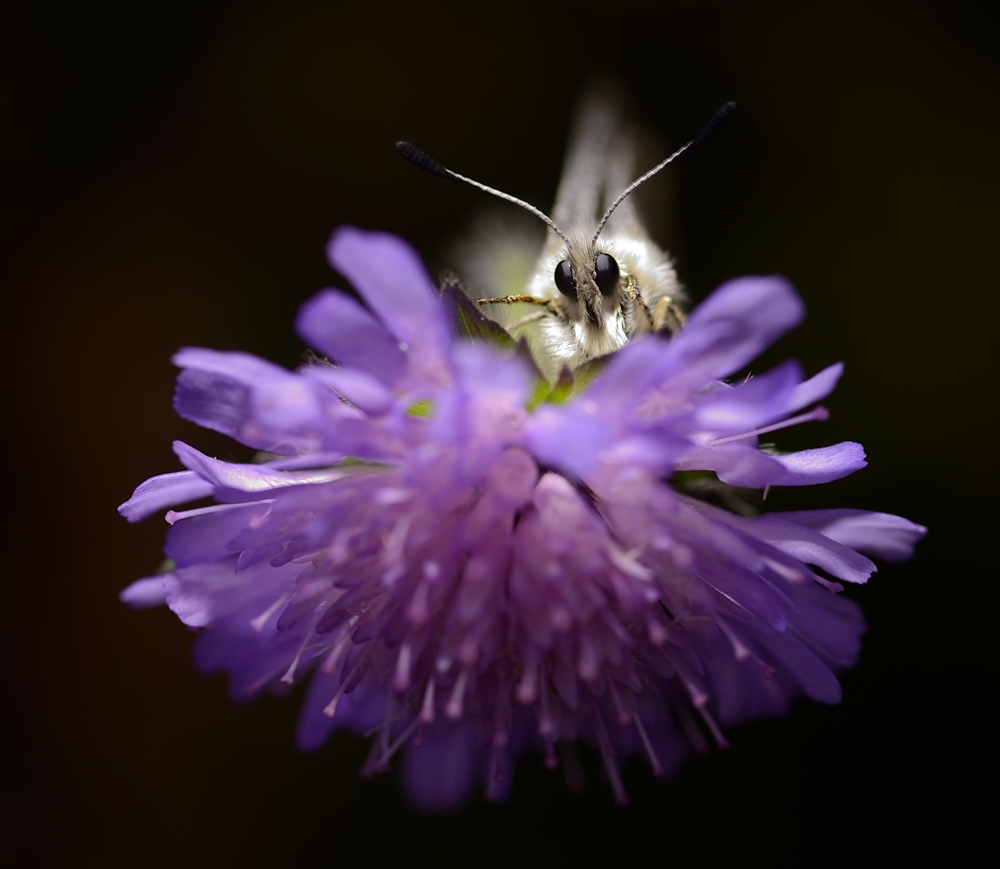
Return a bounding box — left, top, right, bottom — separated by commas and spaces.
544, 365, 577, 405
439, 275, 515, 350
526, 353, 616, 410
570, 354, 611, 391
406, 399, 434, 418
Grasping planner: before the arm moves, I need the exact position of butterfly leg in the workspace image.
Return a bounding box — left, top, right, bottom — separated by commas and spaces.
507, 310, 550, 331
652, 296, 686, 335
477, 294, 556, 311
623, 274, 656, 332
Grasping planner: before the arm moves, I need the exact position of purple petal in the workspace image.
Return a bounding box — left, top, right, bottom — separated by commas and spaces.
264, 451, 349, 471
522, 406, 610, 480
695, 558, 792, 631
580, 335, 690, 427
599, 433, 686, 472
693, 360, 803, 432
118, 471, 213, 522
759, 632, 843, 704
173, 441, 348, 501
164, 557, 302, 627
681, 442, 865, 489
295, 290, 407, 387
700, 633, 791, 725
769, 442, 867, 485
173, 348, 329, 454
453, 343, 532, 400
172, 347, 290, 382
400, 721, 479, 813
192, 610, 306, 699
302, 364, 397, 416
296, 677, 384, 751
676, 444, 787, 489
784, 581, 865, 666
745, 515, 877, 584
165, 503, 272, 568
656, 276, 805, 389
772, 509, 927, 562
782, 362, 844, 416
327, 227, 451, 383
120, 577, 166, 608
295, 670, 341, 752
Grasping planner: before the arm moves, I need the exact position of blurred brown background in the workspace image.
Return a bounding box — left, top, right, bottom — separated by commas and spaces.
3, 0, 996, 865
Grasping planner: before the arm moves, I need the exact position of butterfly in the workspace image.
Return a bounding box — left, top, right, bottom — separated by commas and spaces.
397, 89, 734, 381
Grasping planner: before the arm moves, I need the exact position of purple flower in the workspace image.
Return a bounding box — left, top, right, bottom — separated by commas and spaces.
120, 227, 925, 810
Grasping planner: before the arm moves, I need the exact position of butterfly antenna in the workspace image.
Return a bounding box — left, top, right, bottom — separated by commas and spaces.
591, 101, 737, 244
396, 141, 571, 246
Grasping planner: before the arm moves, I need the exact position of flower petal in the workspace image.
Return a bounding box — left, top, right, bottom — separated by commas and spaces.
400, 721, 479, 813
118, 470, 213, 522
744, 515, 877, 584
771, 509, 927, 562
693, 359, 803, 432
768, 442, 867, 486
782, 362, 844, 416
295, 289, 407, 387
655, 276, 805, 389
172, 441, 350, 501
120, 577, 167, 608
164, 557, 302, 628
327, 227, 451, 384
165, 503, 273, 568
302, 364, 397, 416
173, 348, 330, 454
522, 405, 610, 480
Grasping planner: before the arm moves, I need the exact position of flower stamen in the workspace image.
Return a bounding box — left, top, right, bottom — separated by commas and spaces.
708, 406, 830, 446
633, 713, 665, 776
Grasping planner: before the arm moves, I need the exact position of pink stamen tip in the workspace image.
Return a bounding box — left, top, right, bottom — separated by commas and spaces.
393, 644, 412, 692
515, 684, 537, 704
446, 668, 469, 719
545, 748, 558, 769
419, 679, 436, 723
516, 663, 538, 704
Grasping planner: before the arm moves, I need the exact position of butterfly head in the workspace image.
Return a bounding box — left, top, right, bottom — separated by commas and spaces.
553, 235, 623, 328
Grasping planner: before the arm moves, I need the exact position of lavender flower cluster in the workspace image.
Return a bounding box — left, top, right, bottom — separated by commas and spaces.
121, 227, 924, 809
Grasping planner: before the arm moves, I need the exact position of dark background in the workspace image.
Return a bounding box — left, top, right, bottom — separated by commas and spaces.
3, 0, 996, 864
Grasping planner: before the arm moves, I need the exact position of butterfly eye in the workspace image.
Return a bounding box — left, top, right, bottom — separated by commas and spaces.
594, 253, 620, 295
554, 260, 577, 299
